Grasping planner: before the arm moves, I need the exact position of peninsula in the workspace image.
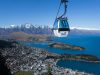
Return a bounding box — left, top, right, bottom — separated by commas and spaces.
47, 54, 100, 63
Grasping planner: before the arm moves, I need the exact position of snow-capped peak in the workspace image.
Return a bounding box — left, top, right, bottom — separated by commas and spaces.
25, 23, 32, 28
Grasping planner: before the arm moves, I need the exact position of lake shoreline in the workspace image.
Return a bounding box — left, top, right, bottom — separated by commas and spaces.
47, 54, 100, 63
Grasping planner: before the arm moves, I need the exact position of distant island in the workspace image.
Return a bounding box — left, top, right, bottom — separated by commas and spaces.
49, 43, 85, 51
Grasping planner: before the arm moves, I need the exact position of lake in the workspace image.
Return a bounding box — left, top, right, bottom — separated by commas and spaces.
20, 35, 100, 75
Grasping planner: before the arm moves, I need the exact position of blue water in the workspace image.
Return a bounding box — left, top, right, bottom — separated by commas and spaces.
21, 35, 100, 57
20, 35, 100, 75
57, 60, 100, 75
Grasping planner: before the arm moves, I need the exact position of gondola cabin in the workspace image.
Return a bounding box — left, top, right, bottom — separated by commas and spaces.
53, 18, 70, 37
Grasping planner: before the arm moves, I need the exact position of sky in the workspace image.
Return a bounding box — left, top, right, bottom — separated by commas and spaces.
0, 0, 100, 29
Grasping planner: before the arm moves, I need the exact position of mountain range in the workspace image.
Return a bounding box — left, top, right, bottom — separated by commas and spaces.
0, 24, 100, 37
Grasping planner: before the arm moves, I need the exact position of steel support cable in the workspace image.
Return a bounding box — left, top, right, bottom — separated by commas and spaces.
53, 2, 62, 28
59, 0, 68, 18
